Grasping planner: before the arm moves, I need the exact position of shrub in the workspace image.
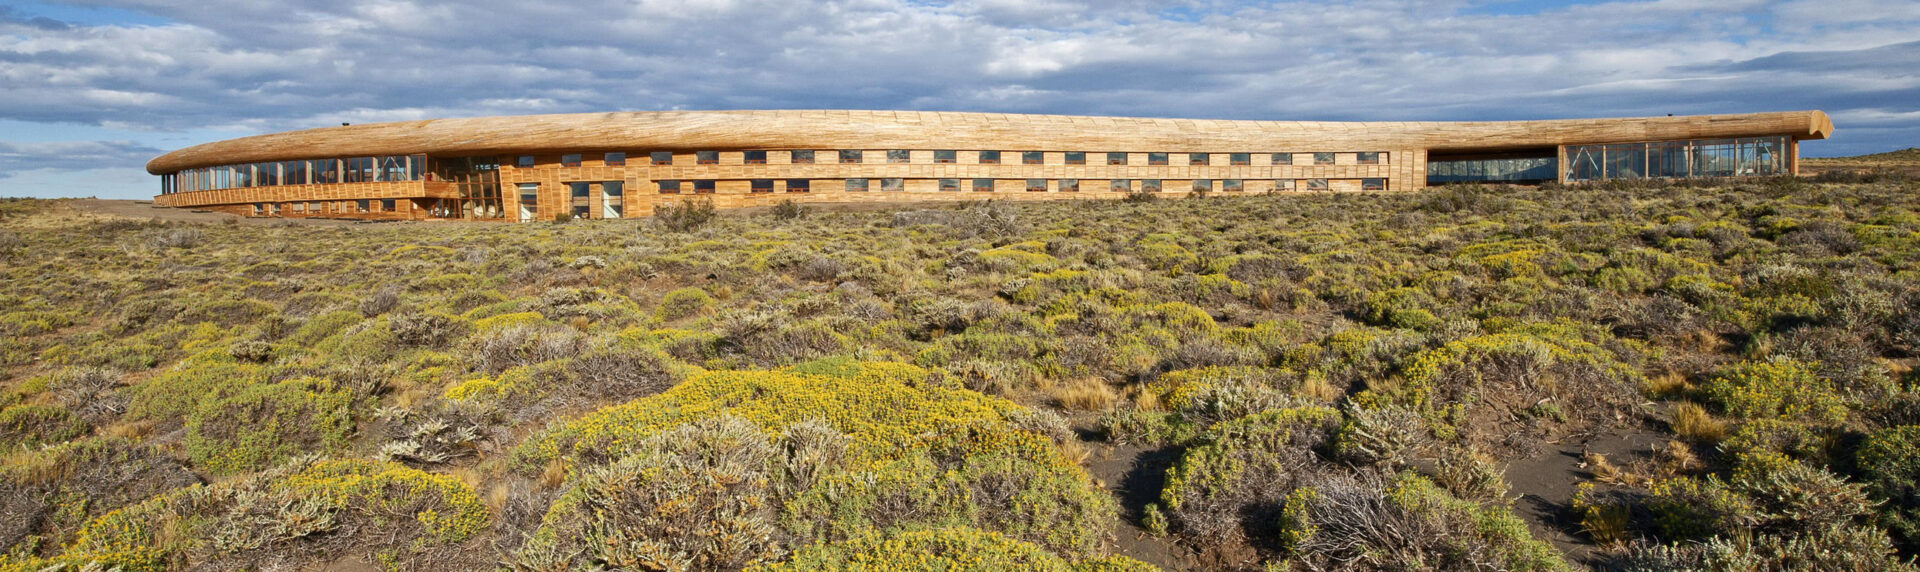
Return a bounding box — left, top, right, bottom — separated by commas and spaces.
1701, 358, 1848, 425
183, 377, 354, 475
764, 527, 1153, 572
1857, 425, 1920, 550
771, 199, 809, 220
1156, 406, 1340, 544
1286, 471, 1568, 571
655, 287, 716, 322
1669, 400, 1727, 442
656, 197, 718, 232
0, 404, 88, 449
32, 457, 488, 570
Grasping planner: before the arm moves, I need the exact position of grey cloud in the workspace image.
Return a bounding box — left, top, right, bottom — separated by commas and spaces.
0, 140, 164, 178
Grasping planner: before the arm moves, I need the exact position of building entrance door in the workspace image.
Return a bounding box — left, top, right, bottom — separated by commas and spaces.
517, 183, 538, 222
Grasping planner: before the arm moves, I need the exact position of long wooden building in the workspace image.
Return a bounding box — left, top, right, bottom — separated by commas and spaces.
146, 109, 1832, 221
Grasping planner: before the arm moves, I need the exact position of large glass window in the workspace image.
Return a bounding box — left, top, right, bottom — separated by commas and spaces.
379, 156, 407, 181
745, 151, 768, 165
839, 150, 863, 164
1066, 152, 1086, 165
1023, 151, 1043, 165
939, 178, 959, 192
518, 155, 535, 168
695, 180, 717, 194
652, 151, 673, 165
1225, 179, 1244, 192
972, 178, 993, 192
1427, 156, 1557, 184
888, 150, 911, 164
658, 180, 681, 194
978, 151, 1000, 164
787, 179, 811, 193
1026, 179, 1046, 192
605, 152, 626, 166
1107, 152, 1128, 166
1110, 179, 1131, 192
1362, 178, 1385, 191
1563, 136, 1788, 182
1191, 179, 1211, 192
697, 151, 719, 165
847, 178, 869, 192
1230, 153, 1250, 166
1313, 153, 1334, 165
935, 150, 956, 164
1148, 152, 1168, 166
1272, 153, 1294, 165
570, 181, 591, 198
1142, 179, 1162, 192
751, 179, 773, 193
881, 178, 903, 192
1060, 179, 1079, 192
1188, 153, 1208, 166
791, 150, 815, 164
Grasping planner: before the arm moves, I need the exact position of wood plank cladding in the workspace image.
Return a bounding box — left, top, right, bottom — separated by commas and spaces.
147, 110, 1831, 174
146, 109, 1830, 220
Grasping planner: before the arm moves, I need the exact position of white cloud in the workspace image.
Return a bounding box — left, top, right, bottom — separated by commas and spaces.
0, 0, 1915, 198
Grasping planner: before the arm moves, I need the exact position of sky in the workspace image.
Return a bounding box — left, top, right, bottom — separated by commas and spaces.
1, 0, 1917, 199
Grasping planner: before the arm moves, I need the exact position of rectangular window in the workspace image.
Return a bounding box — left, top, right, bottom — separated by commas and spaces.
293, 203, 306, 213
839, 150, 863, 164
518, 155, 535, 168
356, 199, 370, 212
1107, 152, 1127, 166
1060, 179, 1079, 192
694, 180, 717, 194
1230, 153, 1250, 166
1358, 152, 1381, 165
935, 150, 956, 164
745, 150, 768, 164
379, 156, 404, 181
570, 181, 591, 198
972, 178, 993, 192
253, 203, 262, 215
978, 150, 1000, 164
697, 151, 719, 165
791, 150, 814, 164
751, 179, 773, 193
381, 199, 396, 211
787, 179, 810, 193
1111, 179, 1131, 192
1023, 151, 1043, 165
1142, 179, 1162, 192
847, 178, 869, 192
1272, 153, 1293, 166
1224, 179, 1244, 192
346, 157, 375, 183
1314, 152, 1334, 165
658, 180, 681, 194
939, 178, 959, 192
605, 152, 626, 166
881, 178, 904, 192
1192, 179, 1212, 192
257, 162, 280, 186
1362, 178, 1385, 191
1026, 179, 1046, 192
651, 151, 673, 165
1275, 179, 1295, 192
888, 150, 911, 164
1066, 152, 1086, 165
603, 181, 623, 197
1189, 153, 1209, 166
561, 154, 581, 167
1307, 178, 1329, 191
1149, 152, 1168, 166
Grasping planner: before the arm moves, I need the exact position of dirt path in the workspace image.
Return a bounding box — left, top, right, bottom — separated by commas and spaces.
1503, 427, 1668, 568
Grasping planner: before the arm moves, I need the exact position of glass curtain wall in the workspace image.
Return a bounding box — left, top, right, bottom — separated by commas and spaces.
433, 156, 502, 219
1427, 157, 1558, 184
1565, 136, 1788, 182
166, 155, 425, 192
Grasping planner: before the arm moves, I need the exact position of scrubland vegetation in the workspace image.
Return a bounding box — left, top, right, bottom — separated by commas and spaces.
3, 173, 1920, 570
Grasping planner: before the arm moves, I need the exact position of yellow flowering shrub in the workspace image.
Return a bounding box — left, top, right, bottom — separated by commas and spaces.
1702, 358, 1847, 425
19, 458, 486, 571
759, 527, 1154, 572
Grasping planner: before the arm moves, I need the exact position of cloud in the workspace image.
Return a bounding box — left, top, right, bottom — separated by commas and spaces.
0, 0, 1917, 199
0, 140, 164, 179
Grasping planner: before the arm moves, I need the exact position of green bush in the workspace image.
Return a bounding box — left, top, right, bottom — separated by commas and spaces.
1857, 425, 1920, 550
1155, 406, 1340, 544
0, 403, 88, 448
655, 287, 716, 322
763, 527, 1155, 572
1701, 358, 1848, 425
184, 377, 354, 475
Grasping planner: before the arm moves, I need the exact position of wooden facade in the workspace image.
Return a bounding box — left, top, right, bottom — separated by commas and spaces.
146, 110, 1831, 221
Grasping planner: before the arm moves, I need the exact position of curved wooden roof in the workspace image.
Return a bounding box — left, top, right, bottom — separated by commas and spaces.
147, 109, 1832, 174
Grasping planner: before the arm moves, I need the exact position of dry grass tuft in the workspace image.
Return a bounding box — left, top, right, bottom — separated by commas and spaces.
1049, 377, 1118, 411
1669, 401, 1726, 443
